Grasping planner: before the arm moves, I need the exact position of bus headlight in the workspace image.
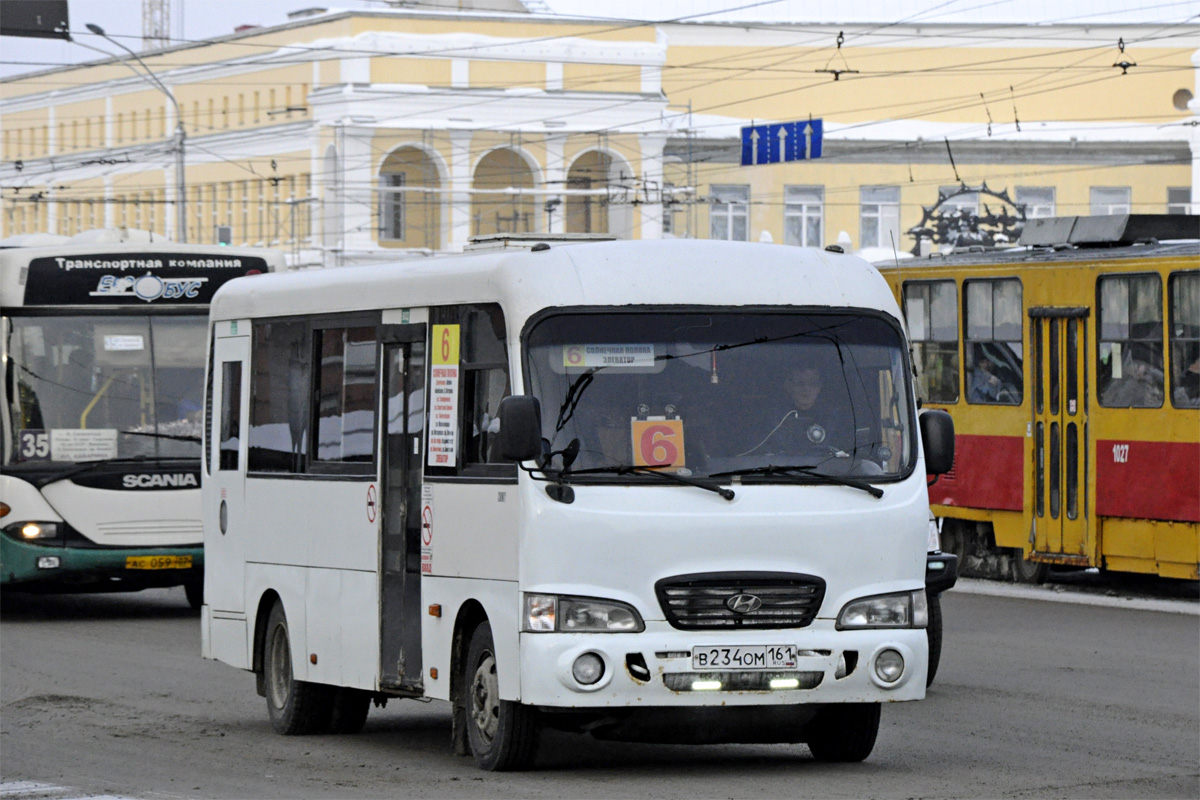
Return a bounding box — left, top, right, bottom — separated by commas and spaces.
836, 590, 928, 629
3, 521, 63, 545
523, 594, 645, 633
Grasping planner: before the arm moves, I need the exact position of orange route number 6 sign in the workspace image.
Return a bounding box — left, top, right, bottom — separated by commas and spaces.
631, 419, 686, 470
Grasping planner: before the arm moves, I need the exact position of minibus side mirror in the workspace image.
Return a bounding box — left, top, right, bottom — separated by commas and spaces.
499, 395, 543, 462
919, 409, 955, 475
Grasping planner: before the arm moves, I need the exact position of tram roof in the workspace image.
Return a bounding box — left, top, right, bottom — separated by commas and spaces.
873, 239, 1199, 273
209, 239, 903, 327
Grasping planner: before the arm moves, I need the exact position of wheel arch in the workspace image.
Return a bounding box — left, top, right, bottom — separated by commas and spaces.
252, 588, 283, 697
449, 598, 489, 756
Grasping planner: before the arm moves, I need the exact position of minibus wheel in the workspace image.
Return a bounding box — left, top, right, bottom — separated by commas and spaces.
926, 592, 943, 687
806, 703, 880, 762
464, 621, 540, 770
263, 602, 334, 735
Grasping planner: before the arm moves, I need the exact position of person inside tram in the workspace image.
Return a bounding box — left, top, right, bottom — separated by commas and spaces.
1173, 346, 1200, 407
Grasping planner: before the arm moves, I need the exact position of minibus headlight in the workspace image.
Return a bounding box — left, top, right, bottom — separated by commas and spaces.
836, 590, 928, 629
523, 594, 644, 633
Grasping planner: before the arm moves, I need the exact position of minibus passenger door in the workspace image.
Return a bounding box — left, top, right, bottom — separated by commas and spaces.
207, 332, 249, 614
379, 325, 426, 691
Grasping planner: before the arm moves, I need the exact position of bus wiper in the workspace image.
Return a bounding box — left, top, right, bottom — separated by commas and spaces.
556, 464, 735, 501
709, 464, 884, 499
121, 429, 202, 443
31, 455, 165, 489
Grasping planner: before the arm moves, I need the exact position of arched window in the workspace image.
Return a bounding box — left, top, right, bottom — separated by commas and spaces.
379, 146, 441, 249
566, 151, 612, 234
472, 148, 535, 237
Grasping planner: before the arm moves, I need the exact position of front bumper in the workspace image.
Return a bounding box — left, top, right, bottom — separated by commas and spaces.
518, 621, 927, 708
0, 535, 203, 591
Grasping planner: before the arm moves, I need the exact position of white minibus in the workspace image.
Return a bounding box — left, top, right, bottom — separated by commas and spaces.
201, 239, 953, 769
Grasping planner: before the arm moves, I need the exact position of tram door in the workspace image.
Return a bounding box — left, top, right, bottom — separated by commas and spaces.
1030, 310, 1089, 558
379, 325, 426, 692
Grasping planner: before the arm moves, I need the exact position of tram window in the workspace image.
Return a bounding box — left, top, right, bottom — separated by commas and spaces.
1098, 274, 1163, 408
313, 326, 377, 466
1168, 271, 1199, 409
903, 281, 959, 403
964, 278, 1023, 405
248, 320, 310, 472
426, 303, 514, 479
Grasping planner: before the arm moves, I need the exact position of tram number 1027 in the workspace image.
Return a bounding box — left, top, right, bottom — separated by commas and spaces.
1112, 443, 1130, 464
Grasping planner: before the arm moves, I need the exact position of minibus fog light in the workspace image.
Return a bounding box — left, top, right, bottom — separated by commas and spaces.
37, 556, 61, 569
572, 653, 605, 685
874, 649, 904, 683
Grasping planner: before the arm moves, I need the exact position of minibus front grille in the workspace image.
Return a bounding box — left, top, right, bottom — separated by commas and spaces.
655, 572, 825, 630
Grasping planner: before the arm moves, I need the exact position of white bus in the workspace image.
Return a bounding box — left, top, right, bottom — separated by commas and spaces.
201, 239, 954, 768
1, 235, 283, 607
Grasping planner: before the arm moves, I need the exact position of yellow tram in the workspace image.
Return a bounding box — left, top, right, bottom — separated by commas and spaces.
879, 215, 1199, 581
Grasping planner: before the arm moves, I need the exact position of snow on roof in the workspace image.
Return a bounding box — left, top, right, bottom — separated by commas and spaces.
541, 0, 1200, 26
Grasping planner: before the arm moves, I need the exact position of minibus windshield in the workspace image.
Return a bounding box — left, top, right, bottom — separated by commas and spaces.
525, 310, 915, 484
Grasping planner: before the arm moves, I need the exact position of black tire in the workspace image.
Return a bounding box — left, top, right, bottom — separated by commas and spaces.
1013, 551, 1049, 584
183, 580, 203, 610
263, 602, 334, 735
926, 592, 943, 688
328, 688, 371, 734
806, 703, 881, 762
464, 621, 540, 771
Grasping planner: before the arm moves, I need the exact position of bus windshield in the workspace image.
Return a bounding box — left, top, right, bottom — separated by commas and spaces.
4, 314, 207, 465
525, 310, 915, 483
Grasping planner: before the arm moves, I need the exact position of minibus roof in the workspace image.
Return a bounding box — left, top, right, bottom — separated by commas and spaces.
208, 239, 902, 327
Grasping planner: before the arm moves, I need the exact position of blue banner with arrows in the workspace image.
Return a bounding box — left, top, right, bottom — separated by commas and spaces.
740, 119, 824, 166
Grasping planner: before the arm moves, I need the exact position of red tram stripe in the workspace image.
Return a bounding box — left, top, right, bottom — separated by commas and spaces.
1096, 439, 1200, 523
929, 434, 1023, 512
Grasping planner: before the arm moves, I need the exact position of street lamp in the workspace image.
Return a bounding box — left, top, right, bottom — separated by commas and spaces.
85, 23, 187, 242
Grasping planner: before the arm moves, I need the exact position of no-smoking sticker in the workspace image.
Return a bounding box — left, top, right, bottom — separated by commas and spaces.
420, 484, 434, 574
366, 484, 378, 523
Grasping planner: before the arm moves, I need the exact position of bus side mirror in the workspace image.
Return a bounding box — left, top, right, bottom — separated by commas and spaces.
499, 395, 542, 462
919, 409, 955, 475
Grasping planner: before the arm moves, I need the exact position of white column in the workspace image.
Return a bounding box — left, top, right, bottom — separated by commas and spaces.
104, 177, 114, 229
638, 133, 668, 240
1190, 48, 1200, 214
448, 130, 473, 252
340, 123, 376, 253
544, 134, 565, 234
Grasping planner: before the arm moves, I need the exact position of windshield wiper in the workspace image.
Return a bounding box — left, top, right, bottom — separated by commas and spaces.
555, 464, 735, 501
121, 429, 202, 443
31, 455, 167, 489
710, 464, 884, 499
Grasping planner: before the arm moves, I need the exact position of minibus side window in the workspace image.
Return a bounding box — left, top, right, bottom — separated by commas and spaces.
313, 325, 377, 465
1098, 274, 1163, 408
1168, 271, 1199, 409
248, 320, 309, 473
964, 278, 1023, 405
902, 280, 959, 403
425, 303, 515, 479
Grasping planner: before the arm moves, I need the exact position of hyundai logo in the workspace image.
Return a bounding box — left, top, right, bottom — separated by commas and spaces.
726, 594, 762, 614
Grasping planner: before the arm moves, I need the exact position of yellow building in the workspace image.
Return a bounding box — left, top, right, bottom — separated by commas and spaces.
2, 1, 1196, 265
